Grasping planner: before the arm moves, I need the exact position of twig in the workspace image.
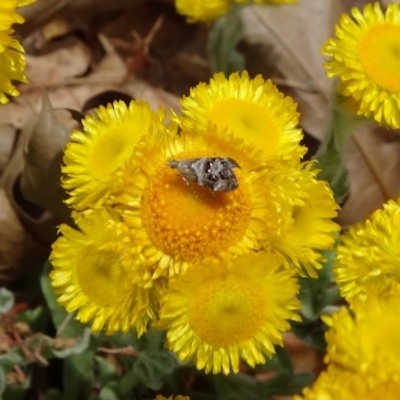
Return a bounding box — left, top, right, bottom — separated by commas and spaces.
98, 346, 138, 356
56, 313, 74, 337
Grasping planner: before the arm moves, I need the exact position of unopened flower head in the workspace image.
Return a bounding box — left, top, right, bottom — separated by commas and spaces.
322, 3, 400, 128
175, 0, 297, 22
335, 199, 400, 303
62, 100, 166, 210
50, 209, 163, 336
155, 252, 300, 374
176, 71, 304, 162
0, 0, 36, 103
175, 0, 229, 22
323, 296, 400, 383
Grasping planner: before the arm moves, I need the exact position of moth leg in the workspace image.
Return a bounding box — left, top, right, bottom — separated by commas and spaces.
181, 176, 199, 199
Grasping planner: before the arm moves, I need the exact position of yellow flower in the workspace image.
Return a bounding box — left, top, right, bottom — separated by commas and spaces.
175, 0, 297, 22
49, 208, 163, 336
323, 296, 400, 383
62, 100, 166, 210
175, 0, 229, 22
272, 162, 340, 277
294, 367, 400, 400
335, 199, 400, 303
155, 252, 300, 374
236, 0, 297, 4
154, 396, 189, 400
322, 3, 400, 129
118, 126, 295, 279
0, 0, 36, 104
176, 71, 304, 162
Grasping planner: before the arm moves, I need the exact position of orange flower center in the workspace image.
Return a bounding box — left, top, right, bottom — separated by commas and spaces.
141, 151, 252, 263
358, 24, 400, 93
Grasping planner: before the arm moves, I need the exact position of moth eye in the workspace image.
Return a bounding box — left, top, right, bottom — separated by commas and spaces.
208, 174, 218, 182
204, 160, 213, 172
220, 169, 232, 179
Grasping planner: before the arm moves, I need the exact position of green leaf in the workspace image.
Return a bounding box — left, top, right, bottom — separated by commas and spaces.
257, 346, 293, 375
41, 262, 86, 338
207, 3, 245, 74
0, 287, 15, 314
98, 386, 119, 400
0, 352, 24, 370
293, 248, 341, 350
96, 356, 118, 383
260, 372, 314, 397
118, 330, 179, 394
298, 249, 339, 321
43, 389, 63, 400
63, 350, 94, 400
211, 372, 260, 400
16, 305, 48, 333
314, 94, 366, 203
0, 366, 7, 396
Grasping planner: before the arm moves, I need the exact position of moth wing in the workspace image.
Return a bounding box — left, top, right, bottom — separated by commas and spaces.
169, 159, 199, 182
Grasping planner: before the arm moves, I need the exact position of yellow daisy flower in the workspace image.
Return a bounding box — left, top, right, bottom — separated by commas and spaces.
175, 0, 229, 22
176, 71, 304, 162
236, 0, 297, 4
335, 199, 400, 303
118, 126, 294, 279
272, 162, 340, 277
155, 252, 300, 374
0, 0, 36, 104
322, 3, 400, 129
50, 208, 163, 336
294, 367, 400, 400
323, 296, 400, 383
62, 100, 166, 210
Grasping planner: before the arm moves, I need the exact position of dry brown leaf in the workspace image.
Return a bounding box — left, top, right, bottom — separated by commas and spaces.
338, 126, 400, 227
17, 0, 140, 37
0, 189, 49, 283
19, 94, 71, 224
25, 39, 91, 86
240, 0, 342, 140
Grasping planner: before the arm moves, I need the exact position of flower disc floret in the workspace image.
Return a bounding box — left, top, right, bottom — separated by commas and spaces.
62, 100, 166, 210
335, 199, 400, 303
176, 71, 304, 162
155, 252, 300, 374
323, 296, 400, 383
294, 367, 400, 400
118, 127, 283, 278
49, 209, 162, 336
322, 3, 400, 128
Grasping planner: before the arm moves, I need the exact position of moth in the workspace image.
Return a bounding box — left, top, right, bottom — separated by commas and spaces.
168, 157, 240, 192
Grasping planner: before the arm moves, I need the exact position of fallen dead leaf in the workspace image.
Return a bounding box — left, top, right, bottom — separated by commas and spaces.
240, 0, 342, 140
338, 125, 400, 227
